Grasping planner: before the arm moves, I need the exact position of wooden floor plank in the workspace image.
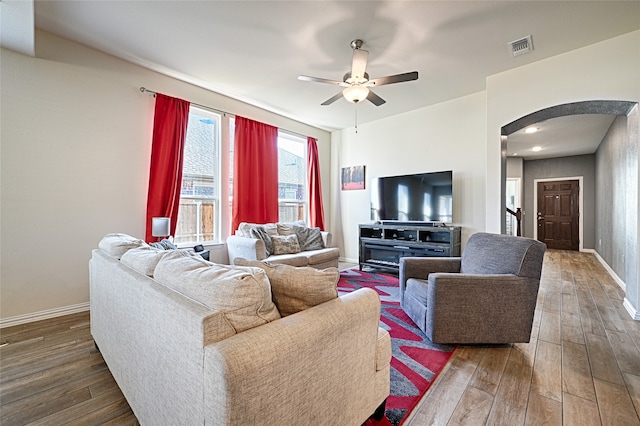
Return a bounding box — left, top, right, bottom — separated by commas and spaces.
606, 328, 640, 375
1, 387, 92, 425
593, 377, 640, 425
623, 372, 640, 416
563, 392, 601, 426
539, 311, 562, 345
584, 331, 625, 386
561, 311, 585, 345
524, 391, 562, 426
562, 340, 596, 402
448, 385, 494, 425
485, 359, 533, 426
468, 346, 511, 396
531, 340, 562, 402
26, 388, 129, 426
405, 357, 478, 425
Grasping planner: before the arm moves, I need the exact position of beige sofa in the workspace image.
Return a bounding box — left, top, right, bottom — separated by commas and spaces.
90, 233, 390, 426
227, 221, 340, 269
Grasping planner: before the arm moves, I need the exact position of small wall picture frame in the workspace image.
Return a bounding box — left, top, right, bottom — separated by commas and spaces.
341, 165, 366, 190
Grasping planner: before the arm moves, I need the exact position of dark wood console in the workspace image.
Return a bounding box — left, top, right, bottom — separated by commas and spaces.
359, 223, 461, 272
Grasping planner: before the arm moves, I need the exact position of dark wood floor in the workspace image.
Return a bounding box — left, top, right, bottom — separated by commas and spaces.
0, 312, 138, 425
1, 250, 639, 425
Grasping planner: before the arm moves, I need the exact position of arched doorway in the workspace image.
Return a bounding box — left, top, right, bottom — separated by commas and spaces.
500, 100, 638, 250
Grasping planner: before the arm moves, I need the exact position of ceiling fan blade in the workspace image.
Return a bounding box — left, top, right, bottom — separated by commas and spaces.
298, 75, 348, 87
351, 49, 369, 81
366, 90, 386, 106
368, 71, 419, 87
321, 92, 344, 106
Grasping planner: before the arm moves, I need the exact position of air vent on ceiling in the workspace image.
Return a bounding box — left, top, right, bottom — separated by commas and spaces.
508, 35, 533, 57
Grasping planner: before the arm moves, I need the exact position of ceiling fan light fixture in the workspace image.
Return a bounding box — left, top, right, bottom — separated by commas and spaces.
343, 85, 369, 103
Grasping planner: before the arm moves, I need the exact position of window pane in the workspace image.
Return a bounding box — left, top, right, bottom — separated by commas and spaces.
175, 108, 220, 244
278, 133, 306, 222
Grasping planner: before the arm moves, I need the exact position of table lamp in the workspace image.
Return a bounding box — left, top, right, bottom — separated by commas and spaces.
151, 217, 171, 240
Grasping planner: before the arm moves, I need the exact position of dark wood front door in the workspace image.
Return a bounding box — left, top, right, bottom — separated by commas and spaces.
537, 180, 580, 250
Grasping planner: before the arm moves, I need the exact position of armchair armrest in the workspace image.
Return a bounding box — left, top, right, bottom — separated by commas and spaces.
321, 231, 333, 247
226, 235, 267, 265
399, 257, 461, 301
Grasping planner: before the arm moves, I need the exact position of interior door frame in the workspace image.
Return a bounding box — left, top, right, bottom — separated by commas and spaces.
533, 176, 583, 251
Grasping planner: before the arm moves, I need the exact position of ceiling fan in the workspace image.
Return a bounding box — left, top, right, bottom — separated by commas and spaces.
298, 39, 419, 106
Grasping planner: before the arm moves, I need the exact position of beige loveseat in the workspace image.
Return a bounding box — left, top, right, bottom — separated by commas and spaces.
90, 233, 390, 426
227, 221, 340, 269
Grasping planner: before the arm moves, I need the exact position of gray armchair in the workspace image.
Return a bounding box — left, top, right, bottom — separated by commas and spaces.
399, 232, 546, 344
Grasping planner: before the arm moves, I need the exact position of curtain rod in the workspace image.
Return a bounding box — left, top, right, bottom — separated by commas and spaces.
139, 87, 311, 141
140, 87, 229, 117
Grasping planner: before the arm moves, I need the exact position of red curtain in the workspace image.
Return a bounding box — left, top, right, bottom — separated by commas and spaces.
145, 93, 190, 242
307, 137, 326, 230
231, 116, 279, 232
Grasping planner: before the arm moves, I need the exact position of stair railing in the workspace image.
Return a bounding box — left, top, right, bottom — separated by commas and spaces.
506, 207, 522, 237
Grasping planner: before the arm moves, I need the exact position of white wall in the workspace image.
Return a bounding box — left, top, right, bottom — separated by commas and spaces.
0, 30, 331, 323
486, 30, 640, 233
331, 92, 487, 262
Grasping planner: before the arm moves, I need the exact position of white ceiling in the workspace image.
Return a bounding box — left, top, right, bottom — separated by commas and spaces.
29, 1, 640, 158
506, 114, 618, 160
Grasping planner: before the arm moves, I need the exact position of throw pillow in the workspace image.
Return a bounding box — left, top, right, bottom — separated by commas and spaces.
292, 225, 325, 251
120, 245, 169, 276
271, 234, 301, 255
238, 222, 277, 238
154, 250, 281, 335
249, 226, 274, 256
98, 233, 147, 259
234, 259, 339, 316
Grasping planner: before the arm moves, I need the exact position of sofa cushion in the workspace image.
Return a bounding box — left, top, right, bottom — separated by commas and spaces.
405, 278, 430, 305
306, 247, 341, 265
261, 254, 309, 267
120, 245, 170, 276
275, 221, 306, 236
292, 225, 325, 251
154, 251, 281, 332
234, 259, 339, 316
271, 234, 301, 255
98, 233, 147, 259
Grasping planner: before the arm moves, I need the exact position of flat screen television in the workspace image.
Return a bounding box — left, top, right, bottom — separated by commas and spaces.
370, 170, 453, 224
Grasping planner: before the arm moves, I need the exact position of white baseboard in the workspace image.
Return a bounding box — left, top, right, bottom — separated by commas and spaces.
623, 298, 640, 320
0, 302, 90, 329
584, 249, 639, 321
339, 257, 359, 264
583, 248, 626, 292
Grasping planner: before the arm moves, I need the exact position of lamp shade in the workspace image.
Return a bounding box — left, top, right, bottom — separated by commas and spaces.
151, 217, 171, 238
342, 85, 369, 103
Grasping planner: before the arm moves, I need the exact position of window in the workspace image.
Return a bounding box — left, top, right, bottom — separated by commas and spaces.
174, 107, 221, 244
223, 120, 308, 232
278, 132, 307, 223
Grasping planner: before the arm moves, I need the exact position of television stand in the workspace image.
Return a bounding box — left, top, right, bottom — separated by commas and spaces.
359, 223, 461, 272
380, 221, 448, 227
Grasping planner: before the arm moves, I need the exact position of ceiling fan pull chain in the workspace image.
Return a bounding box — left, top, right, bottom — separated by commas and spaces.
355, 103, 358, 133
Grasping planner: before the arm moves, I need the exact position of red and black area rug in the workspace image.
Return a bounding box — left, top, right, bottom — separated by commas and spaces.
338, 269, 457, 426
